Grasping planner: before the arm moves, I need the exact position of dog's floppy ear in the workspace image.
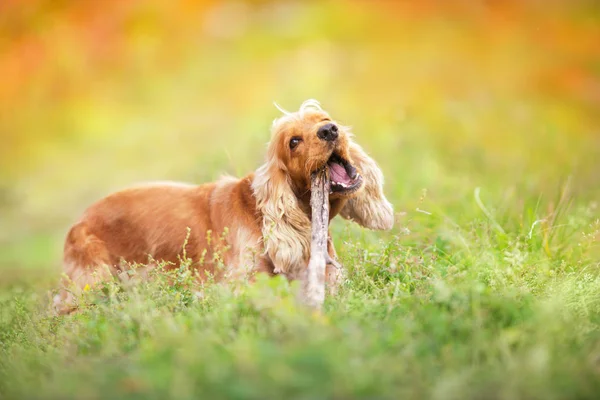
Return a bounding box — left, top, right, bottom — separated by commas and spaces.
340, 141, 394, 230
252, 152, 312, 277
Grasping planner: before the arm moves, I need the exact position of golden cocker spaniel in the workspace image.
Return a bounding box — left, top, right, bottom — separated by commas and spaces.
55, 100, 394, 313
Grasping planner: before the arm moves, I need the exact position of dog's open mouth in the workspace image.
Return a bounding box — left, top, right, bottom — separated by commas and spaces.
327, 153, 362, 194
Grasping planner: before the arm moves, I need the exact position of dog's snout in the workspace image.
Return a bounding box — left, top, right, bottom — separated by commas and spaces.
317, 123, 339, 142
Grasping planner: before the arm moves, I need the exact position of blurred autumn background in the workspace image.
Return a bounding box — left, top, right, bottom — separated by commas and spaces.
1, 0, 599, 281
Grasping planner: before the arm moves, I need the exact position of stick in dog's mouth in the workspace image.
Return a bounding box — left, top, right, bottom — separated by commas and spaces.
302, 167, 331, 310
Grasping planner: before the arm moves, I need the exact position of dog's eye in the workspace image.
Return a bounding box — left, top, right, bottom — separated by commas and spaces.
289, 137, 302, 150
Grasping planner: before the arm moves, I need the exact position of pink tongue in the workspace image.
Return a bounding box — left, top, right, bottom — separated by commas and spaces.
329, 162, 352, 184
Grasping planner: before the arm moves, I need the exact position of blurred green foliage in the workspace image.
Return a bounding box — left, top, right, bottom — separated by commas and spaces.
1, 1, 599, 398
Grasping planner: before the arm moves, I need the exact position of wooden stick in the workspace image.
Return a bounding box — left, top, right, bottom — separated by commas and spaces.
301, 168, 330, 310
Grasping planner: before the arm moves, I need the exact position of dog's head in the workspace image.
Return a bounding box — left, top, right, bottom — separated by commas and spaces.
266, 99, 363, 198
252, 100, 394, 275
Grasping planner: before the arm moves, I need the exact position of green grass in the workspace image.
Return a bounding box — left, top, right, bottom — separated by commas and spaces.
1, 185, 599, 399
2, 1, 600, 399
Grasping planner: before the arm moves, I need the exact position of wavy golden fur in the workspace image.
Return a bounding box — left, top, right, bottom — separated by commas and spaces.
54, 100, 394, 313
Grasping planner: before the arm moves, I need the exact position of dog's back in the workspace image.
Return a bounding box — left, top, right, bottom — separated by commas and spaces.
55, 177, 264, 313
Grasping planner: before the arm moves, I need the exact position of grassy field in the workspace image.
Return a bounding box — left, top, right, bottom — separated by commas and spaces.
1, 1, 600, 399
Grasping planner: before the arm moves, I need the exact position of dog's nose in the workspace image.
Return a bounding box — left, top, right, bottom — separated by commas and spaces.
317, 123, 339, 142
